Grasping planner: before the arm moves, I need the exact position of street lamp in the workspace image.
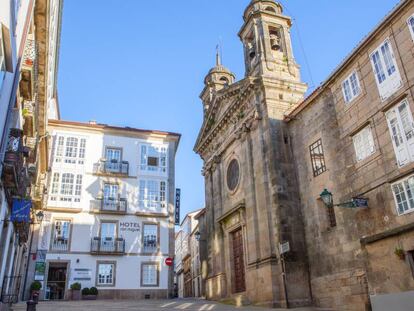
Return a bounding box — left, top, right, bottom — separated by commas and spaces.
35, 211, 44, 224
320, 189, 333, 207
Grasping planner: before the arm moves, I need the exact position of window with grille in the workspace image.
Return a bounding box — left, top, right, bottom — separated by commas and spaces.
309, 139, 326, 177
143, 224, 158, 253
353, 126, 376, 162
54, 135, 86, 165
51, 220, 71, 251
139, 180, 167, 210
140, 144, 168, 173
49, 172, 83, 203
342, 71, 361, 104
97, 263, 115, 286
141, 264, 158, 287
370, 39, 402, 101
392, 175, 414, 215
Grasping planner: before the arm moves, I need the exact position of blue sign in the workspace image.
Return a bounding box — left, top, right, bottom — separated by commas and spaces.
175, 189, 181, 225
353, 198, 369, 208
11, 199, 32, 223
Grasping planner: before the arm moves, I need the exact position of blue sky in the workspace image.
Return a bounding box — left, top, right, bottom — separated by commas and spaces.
58, 0, 399, 221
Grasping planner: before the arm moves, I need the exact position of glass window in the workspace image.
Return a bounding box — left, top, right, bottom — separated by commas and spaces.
97, 263, 114, 286
51, 220, 71, 251
392, 175, 414, 215
309, 139, 326, 177
342, 71, 361, 103
143, 224, 158, 253
140, 144, 168, 173
61, 173, 74, 196
49, 172, 83, 203
139, 180, 167, 210
408, 15, 414, 40
54, 136, 86, 165
353, 126, 376, 162
142, 264, 158, 286
386, 100, 414, 167
370, 39, 402, 100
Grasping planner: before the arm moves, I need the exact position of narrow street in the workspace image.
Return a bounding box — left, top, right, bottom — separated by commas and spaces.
11, 299, 319, 311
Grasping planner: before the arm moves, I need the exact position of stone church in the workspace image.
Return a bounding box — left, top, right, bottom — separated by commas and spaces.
194, 0, 311, 307
195, 0, 414, 309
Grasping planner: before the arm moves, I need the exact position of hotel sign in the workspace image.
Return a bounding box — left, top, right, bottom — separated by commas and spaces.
175, 188, 181, 225
120, 222, 140, 233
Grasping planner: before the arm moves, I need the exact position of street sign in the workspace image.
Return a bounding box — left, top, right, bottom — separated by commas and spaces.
175, 189, 181, 225
353, 198, 369, 208
165, 257, 174, 267
279, 241, 290, 255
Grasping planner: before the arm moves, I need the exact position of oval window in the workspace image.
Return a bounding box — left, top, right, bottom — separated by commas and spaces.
227, 159, 240, 192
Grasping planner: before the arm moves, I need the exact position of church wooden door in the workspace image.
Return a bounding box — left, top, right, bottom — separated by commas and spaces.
232, 228, 246, 293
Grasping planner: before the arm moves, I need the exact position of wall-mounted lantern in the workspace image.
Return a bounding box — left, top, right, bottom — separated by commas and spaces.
320, 188, 369, 209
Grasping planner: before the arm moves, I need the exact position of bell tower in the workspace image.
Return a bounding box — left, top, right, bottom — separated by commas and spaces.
239, 0, 301, 81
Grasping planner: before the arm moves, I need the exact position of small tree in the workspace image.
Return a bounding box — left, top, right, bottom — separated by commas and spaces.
81, 288, 90, 296
70, 282, 81, 290
89, 287, 98, 296
30, 281, 42, 291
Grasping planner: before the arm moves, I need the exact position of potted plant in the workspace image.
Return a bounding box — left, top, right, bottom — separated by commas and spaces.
82, 287, 98, 300
30, 281, 42, 303
394, 247, 405, 260
70, 282, 82, 300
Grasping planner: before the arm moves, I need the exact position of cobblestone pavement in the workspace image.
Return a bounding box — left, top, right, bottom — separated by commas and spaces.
11, 299, 319, 311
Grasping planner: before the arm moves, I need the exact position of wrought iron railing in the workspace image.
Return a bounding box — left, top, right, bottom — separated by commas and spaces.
143, 236, 157, 253
90, 237, 125, 254
50, 239, 69, 252
93, 160, 129, 176
98, 198, 127, 213
0, 275, 21, 304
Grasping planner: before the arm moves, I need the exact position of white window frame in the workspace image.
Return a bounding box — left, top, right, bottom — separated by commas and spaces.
97, 263, 115, 286
140, 144, 168, 173
392, 174, 414, 216
342, 71, 361, 104
370, 39, 402, 101
352, 126, 376, 162
139, 180, 167, 210
141, 263, 159, 287
408, 15, 414, 41
49, 172, 83, 203
54, 135, 86, 165
386, 99, 414, 167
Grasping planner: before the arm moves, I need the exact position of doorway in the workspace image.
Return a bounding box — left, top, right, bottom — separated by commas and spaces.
231, 228, 246, 293
46, 263, 68, 300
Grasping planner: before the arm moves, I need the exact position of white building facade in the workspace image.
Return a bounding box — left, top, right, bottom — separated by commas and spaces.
29, 120, 180, 300
0, 0, 62, 308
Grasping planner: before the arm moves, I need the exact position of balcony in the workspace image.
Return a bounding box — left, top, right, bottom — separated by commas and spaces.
90, 237, 125, 255
93, 159, 129, 177
91, 198, 127, 214
20, 38, 36, 101
50, 239, 70, 252
2, 129, 30, 199
22, 101, 35, 137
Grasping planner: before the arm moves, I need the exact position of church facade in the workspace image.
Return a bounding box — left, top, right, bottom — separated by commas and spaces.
195, 0, 414, 310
